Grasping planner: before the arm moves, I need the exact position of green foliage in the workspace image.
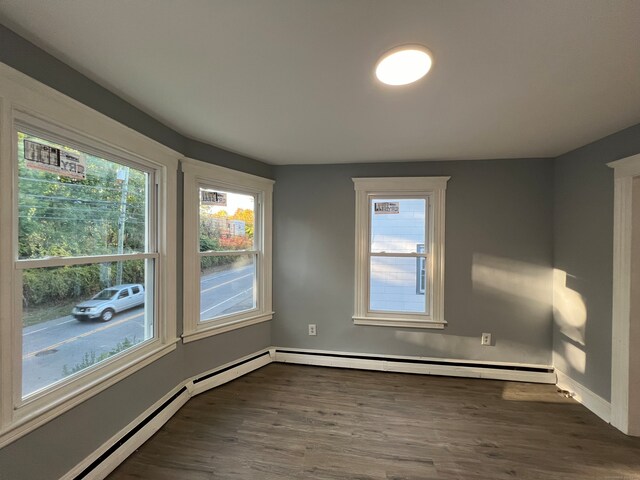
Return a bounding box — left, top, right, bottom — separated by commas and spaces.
22, 260, 145, 308
199, 234, 220, 252
62, 336, 137, 377
23, 264, 100, 306
18, 132, 148, 307
18, 131, 147, 259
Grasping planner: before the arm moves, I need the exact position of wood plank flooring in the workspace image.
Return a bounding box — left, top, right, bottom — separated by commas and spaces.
108, 364, 640, 480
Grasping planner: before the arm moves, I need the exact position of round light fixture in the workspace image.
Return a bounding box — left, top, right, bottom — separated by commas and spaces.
375, 44, 433, 86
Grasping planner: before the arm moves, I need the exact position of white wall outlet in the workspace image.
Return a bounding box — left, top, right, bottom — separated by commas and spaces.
481, 333, 492, 346
308, 324, 317, 336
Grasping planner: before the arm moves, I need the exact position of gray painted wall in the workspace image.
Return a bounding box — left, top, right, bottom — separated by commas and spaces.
272, 159, 555, 365
553, 123, 640, 401
0, 24, 273, 480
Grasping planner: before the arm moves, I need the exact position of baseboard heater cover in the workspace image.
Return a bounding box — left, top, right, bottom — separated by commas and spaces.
274, 348, 555, 383
73, 351, 271, 480
74, 386, 188, 479
193, 351, 271, 384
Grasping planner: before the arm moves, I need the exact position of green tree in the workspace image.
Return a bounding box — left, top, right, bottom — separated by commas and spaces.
18, 132, 147, 307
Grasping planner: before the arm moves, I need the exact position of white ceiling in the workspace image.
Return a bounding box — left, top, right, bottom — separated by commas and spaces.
1, 0, 639, 165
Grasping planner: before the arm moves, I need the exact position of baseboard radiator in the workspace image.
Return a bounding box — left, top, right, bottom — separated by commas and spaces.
273, 348, 555, 384
73, 386, 189, 479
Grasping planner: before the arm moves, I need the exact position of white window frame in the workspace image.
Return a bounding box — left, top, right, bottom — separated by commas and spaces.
182, 157, 273, 343
0, 63, 178, 448
352, 177, 449, 329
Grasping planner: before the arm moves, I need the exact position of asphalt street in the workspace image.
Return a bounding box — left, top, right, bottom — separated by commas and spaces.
22, 264, 254, 397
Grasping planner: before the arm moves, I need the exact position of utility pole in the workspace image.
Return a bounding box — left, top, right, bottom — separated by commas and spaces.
116, 167, 129, 285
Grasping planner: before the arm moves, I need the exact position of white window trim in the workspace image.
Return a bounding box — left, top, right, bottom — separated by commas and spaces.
182, 157, 274, 343
608, 153, 640, 435
0, 63, 178, 448
352, 177, 449, 329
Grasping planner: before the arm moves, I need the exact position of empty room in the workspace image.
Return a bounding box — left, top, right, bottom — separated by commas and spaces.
1, 1, 640, 479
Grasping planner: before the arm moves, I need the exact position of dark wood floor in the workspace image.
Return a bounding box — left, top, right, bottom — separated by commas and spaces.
108, 363, 640, 480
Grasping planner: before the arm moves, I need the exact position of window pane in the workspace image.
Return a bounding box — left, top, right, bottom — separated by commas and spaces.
200, 255, 256, 321
370, 198, 426, 254
22, 259, 154, 397
199, 188, 255, 252
370, 256, 427, 313
18, 132, 148, 259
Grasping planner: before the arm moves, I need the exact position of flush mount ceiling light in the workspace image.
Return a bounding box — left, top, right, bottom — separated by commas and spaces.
375, 44, 433, 86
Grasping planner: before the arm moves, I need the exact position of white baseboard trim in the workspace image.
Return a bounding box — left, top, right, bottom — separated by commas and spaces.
60, 383, 191, 480
189, 350, 273, 396
273, 348, 556, 384
61, 349, 273, 480
556, 369, 611, 424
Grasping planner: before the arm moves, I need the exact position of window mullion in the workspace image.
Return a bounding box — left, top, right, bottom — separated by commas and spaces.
199, 250, 259, 258
15, 252, 158, 269
369, 252, 424, 258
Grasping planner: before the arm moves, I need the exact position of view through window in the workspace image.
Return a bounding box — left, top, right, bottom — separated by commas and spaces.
18, 131, 154, 398
199, 187, 257, 322
353, 176, 448, 328
369, 197, 428, 314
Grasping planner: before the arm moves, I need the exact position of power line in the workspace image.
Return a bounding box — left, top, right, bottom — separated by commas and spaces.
21, 193, 123, 206
18, 206, 146, 217
19, 215, 146, 224
18, 176, 126, 192
18, 204, 147, 218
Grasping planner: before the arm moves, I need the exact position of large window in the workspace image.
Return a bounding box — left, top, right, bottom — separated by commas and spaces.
17, 129, 156, 398
0, 66, 177, 446
352, 177, 449, 328
182, 159, 273, 342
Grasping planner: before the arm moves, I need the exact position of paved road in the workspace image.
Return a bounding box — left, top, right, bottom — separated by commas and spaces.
22, 265, 254, 397
199, 264, 254, 320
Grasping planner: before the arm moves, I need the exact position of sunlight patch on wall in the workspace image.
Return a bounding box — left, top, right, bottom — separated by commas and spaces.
563, 341, 586, 374
471, 253, 552, 305
552, 268, 587, 345
395, 331, 466, 351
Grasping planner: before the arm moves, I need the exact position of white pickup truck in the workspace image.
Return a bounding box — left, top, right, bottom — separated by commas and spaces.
72, 284, 145, 322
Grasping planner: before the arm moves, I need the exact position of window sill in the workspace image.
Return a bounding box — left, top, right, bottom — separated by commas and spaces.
353, 316, 447, 329
1, 339, 178, 449
182, 312, 274, 344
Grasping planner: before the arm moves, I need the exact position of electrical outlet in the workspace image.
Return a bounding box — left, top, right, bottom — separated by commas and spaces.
481, 333, 491, 346
308, 324, 317, 336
